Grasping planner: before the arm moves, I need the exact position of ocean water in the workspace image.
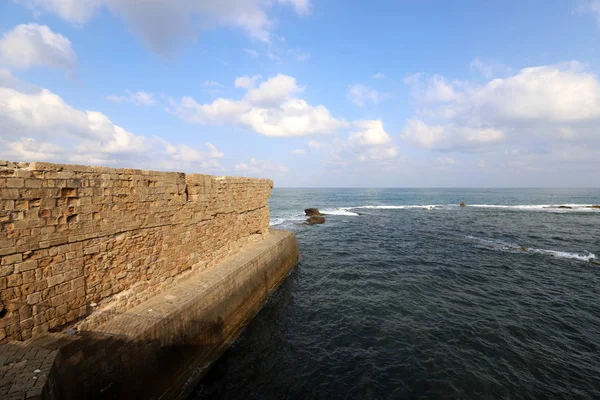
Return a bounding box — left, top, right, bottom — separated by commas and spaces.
192, 188, 600, 399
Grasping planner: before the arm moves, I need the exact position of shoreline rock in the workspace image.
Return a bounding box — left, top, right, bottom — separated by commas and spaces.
305, 208, 322, 216
305, 215, 325, 225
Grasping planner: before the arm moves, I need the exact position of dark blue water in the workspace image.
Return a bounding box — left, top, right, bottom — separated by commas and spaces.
192, 189, 600, 399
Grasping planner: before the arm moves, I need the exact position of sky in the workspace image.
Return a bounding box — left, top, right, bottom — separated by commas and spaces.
1, 0, 600, 187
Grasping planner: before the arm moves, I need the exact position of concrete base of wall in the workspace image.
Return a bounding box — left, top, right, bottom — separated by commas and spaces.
0, 229, 299, 399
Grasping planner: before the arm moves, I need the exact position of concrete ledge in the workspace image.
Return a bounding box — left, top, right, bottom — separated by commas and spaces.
0, 229, 299, 399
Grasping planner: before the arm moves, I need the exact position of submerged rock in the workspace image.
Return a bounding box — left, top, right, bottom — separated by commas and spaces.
587, 205, 600, 209
305, 208, 322, 216
557, 206, 572, 209
590, 259, 600, 266
459, 202, 466, 207
305, 215, 325, 225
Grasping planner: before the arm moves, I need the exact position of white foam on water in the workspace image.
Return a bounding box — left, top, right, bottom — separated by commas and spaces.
269, 218, 286, 226
465, 236, 597, 263
529, 248, 596, 262
355, 205, 439, 210
320, 208, 360, 216
468, 204, 599, 212
350, 204, 600, 212
269, 213, 306, 226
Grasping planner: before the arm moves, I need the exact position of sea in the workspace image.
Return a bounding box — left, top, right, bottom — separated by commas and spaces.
192, 188, 600, 399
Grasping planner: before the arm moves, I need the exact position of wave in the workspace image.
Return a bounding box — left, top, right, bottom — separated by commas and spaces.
468, 204, 599, 212
356, 205, 438, 210
269, 214, 306, 227
466, 236, 597, 263
270, 208, 360, 226
321, 208, 360, 216
350, 204, 600, 212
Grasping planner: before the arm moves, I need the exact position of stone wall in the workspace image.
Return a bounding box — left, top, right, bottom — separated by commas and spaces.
0, 161, 273, 342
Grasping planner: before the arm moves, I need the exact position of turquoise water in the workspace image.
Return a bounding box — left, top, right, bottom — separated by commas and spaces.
193, 188, 600, 399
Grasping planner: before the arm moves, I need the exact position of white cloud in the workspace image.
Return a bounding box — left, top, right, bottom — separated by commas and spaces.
405, 73, 460, 102
201, 80, 224, 95
234, 157, 288, 176
348, 120, 392, 146
14, 0, 104, 23
264, 46, 310, 63
167, 74, 347, 137
401, 119, 504, 150
401, 62, 600, 152
278, 0, 311, 15
106, 90, 155, 105
14, 0, 311, 56
243, 48, 259, 57
579, 1, 600, 25
347, 84, 385, 107
0, 69, 223, 171
330, 120, 398, 165
290, 148, 306, 155
469, 58, 511, 79
0, 23, 75, 71
205, 142, 224, 158
288, 48, 310, 61
203, 80, 224, 88
235, 74, 261, 89
371, 73, 386, 79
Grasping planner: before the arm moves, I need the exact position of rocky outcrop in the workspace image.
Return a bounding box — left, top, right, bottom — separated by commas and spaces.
305, 215, 325, 225
558, 206, 572, 209
305, 208, 322, 216
459, 202, 466, 207
587, 205, 600, 209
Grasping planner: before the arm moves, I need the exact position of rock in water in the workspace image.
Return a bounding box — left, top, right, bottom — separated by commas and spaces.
305, 216, 325, 225
459, 202, 466, 207
305, 208, 322, 216
557, 206, 572, 209
587, 205, 600, 209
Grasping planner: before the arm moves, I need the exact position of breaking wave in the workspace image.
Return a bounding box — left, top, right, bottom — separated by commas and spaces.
320, 208, 360, 216
357, 205, 438, 210
351, 204, 600, 212
466, 236, 597, 263
467, 204, 599, 212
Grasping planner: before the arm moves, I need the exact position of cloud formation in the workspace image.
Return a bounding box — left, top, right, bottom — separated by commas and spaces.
0, 23, 75, 71
0, 69, 223, 171
330, 120, 398, 166
401, 62, 600, 152
106, 90, 155, 105
168, 74, 347, 137
234, 157, 289, 177
14, 0, 311, 56
347, 84, 385, 107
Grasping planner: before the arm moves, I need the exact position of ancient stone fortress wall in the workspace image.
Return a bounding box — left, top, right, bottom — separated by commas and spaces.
0, 160, 273, 342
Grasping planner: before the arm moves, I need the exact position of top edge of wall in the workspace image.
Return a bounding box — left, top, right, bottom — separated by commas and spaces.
0, 160, 274, 186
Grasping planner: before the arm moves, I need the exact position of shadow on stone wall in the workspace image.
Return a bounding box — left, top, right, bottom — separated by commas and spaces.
31, 314, 229, 399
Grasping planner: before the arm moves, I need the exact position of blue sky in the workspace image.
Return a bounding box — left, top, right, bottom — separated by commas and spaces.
1, 0, 600, 187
